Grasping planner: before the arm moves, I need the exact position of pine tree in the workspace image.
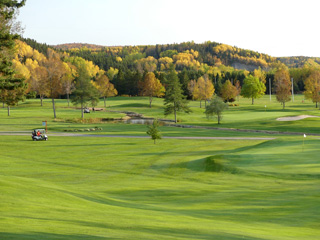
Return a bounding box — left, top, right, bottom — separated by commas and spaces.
164, 65, 191, 123
0, 0, 27, 116
71, 62, 100, 119
146, 119, 162, 144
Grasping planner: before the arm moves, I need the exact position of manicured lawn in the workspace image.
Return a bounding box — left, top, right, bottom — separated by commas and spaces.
0, 135, 319, 239
0, 95, 319, 239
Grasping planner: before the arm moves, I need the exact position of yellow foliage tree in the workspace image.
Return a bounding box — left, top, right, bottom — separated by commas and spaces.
196, 75, 215, 108
139, 72, 165, 108
92, 74, 118, 108
304, 69, 320, 108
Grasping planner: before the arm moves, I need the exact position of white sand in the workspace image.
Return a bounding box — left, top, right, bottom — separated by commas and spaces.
276, 115, 320, 121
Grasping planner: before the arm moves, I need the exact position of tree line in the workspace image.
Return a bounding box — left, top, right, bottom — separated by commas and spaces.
3, 38, 320, 120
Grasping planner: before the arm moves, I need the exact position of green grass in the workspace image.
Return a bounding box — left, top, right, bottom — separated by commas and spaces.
0, 135, 319, 239
1, 94, 319, 135
0, 95, 320, 239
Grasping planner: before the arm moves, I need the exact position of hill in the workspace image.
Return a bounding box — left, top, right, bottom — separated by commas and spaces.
24, 38, 320, 71
54, 43, 106, 51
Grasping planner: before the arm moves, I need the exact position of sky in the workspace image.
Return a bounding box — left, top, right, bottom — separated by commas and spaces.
17, 0, 320, 57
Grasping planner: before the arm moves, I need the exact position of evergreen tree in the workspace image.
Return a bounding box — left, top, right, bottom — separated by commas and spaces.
71, 62, 99, 119
178, 68, 190, 96
0, 0, 27, 116
146, 119, 162, 144
164, 65, 191, 123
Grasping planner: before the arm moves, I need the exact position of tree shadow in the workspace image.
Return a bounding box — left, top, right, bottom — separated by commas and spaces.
0, 232, 116, 240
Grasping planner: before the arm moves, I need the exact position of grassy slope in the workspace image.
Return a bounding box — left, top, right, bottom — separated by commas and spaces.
0, 136, 319, 239
0, 95, 319, 239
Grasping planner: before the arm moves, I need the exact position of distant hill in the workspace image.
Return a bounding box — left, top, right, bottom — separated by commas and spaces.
54, 43, 106, 51
277, 56, 320, 68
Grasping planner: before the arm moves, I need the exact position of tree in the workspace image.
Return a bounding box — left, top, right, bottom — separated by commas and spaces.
221, 80, 237, 102
187, 79, 199, 101
304, 69, 320, 108
0, 0, 27, 116
164, 66, 191, 123
61, 62, 77, 107
204, 97, 228, 124
274, 68, 291, 109
241, 75, 266, 104
71, 61, 99, 119
146, 119, 162, 144
235, 80, 241, 102
43, 49, 67, 118
139, 72, 165, 108
196, 75, 215, 108
26, 63, 48, 106
92, 74, 118, 108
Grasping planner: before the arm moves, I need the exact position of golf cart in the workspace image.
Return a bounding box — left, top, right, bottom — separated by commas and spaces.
32, 129, 48, 141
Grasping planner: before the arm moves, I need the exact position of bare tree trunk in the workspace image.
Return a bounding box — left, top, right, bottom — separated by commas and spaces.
252, 98, 254, 105
81, 102, 84, 119
104, 96, 106, 108
149, 96, 152, 108
67, 93, 70, 107
174, 102, 177, 123
52, 98, 56, 118
283, 101, 285, 109
200, 100, 202, 108
2, 102, 4, 108
7, 105, 10, 116
40, 96, 43, 106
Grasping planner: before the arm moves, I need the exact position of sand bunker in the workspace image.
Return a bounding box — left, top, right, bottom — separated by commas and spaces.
276, 115, 320, 121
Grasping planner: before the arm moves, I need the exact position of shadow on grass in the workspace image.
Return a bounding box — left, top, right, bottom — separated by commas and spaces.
0, 228, 268, 240
116, 103, 149, 108
0, 232, 115, 240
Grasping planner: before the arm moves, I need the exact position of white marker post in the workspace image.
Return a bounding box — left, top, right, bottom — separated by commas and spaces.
302, 134, 306, 152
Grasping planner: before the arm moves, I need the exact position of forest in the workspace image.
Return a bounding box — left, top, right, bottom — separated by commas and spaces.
19, 38, 320, 98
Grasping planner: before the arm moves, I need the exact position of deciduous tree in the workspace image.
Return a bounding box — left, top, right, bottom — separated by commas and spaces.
139, 72, 165, 108
241, 75, 266, 104
221, 80, 237, 102
274, 68, 291, 109
43, 49, 67, 118
92, 74, 118, 108
304, 69, 320, 108
195, 75, 215, 108
205, 97, 228, 124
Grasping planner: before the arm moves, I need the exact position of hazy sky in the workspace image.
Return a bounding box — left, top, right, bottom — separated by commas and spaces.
18, 0, 320, 57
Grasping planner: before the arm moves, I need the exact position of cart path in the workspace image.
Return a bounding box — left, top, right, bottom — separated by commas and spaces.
0, 132, 275, 140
